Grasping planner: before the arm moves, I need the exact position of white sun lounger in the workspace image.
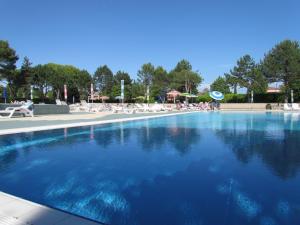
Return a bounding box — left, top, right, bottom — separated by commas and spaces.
291, 103, 300, 111
0, 102, 34, 118
149, 103, 164, 112
283, 103, 292, 111
134, 103, 146, 112
111, 105, 124, 113
112, 105, 136, 114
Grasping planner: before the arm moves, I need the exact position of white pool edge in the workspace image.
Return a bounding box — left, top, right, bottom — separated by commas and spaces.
0, 111, 197, 136
0, 191, 102, 225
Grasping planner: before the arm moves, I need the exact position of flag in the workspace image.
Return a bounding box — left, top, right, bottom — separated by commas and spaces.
64, 84, 67, 101
121, 80, 124, 100
91, 83, 94, 99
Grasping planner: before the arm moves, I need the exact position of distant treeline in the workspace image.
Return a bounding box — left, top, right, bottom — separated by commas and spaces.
1, 39, 300, 103
210, 40, 300, 103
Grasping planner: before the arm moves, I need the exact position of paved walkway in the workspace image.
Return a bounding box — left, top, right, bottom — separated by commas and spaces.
0, 192, 102, 225
0, 111, 193, 135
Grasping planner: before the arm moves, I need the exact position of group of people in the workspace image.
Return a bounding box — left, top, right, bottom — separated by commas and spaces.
176, 100, 220, 111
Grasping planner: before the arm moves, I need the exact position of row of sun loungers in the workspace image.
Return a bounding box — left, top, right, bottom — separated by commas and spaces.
70, 102, 174, 113
1, 101, 300, 118
69, 101, 214, 114
69, 102, 300, 113
283, 103, 300, 111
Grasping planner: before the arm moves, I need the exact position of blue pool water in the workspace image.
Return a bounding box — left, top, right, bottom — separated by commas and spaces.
1, 112, 300, 225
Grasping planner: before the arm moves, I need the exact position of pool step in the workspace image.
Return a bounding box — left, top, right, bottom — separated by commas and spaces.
0, 192, 102, 225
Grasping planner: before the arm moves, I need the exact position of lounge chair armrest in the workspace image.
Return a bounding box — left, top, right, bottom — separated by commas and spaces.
5, 107, 15, 111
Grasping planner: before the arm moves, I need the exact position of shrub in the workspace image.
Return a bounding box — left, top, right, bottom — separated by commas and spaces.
222, 94, 247, 103
196, 94, 211, 102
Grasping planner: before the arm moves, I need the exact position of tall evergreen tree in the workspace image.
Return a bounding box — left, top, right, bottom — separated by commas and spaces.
76, 70, 92, 100
31, 64, 50, 99
262, 40, 300, 101
224, 73, 239, 94
94, 65, 114, 95
19, 56, 32, 98
152, 66, 169, 102
210, 76, 230, 94
137, 63, 155, 97
112, 71, 132, 100
0, 40, 19, 98
228, 55, 267, 96
170, 60, 202, 94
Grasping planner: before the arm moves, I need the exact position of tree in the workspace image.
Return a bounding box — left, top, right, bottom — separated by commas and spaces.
228, 55, 267, 96
210, 76, 230, 94
174, 59, 192, 72
45, 64, 65, 99
152, 66, 169, 102
137, 63, 155, 96
248, 65, 268, 94
112, 71, 132, 100
0, 40, 19, 99
31, 65, 50, 99
262, 40, 300, 101
170, 60, 203, 94
19, 57, 32, 98
131, 81, 144, 100
225, 73, 239, 94
76, 70, 92, 100
232, 55, 255, 92
94, 65, 114, 96
67, 69, 91, 102
30, 63, 91, 101
114, 71, 132, 85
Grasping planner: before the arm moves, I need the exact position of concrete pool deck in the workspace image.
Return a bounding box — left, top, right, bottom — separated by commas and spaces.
0, 111, 197, 135
0, 192, 102, 225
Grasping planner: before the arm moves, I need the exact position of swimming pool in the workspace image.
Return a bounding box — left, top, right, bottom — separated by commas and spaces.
0, 112, 300, 225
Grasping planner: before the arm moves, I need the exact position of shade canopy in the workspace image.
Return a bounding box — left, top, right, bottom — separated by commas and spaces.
167, 90, 181, 97
209, 91, 224, 100
180, 93, 197, 98
99, 95, 109, 103
180, 92, 191, 97
99, 96, 109, 100
134, 96, 145, 100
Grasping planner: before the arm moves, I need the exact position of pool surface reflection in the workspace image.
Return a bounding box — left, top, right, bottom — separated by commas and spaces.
0, 112, 300, 225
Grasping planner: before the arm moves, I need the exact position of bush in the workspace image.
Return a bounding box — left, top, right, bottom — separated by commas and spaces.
195, 93, 294, 103
253, 93, 286, 103
32, 98, 56, 104
196, 94, 211, 102
222, 94, 247, 103
197, 93, 247, 103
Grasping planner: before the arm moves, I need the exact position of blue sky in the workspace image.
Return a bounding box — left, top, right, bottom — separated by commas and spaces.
1, 0, 300, 88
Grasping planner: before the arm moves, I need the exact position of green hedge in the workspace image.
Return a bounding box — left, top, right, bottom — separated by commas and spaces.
253, 93, 285, 103
222, 94, 247, 103
196, 94, 247, 103
196, 93, 297, 103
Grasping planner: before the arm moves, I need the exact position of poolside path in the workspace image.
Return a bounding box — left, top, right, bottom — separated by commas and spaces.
0, 192, 102, 225
0, 111, 196, 135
